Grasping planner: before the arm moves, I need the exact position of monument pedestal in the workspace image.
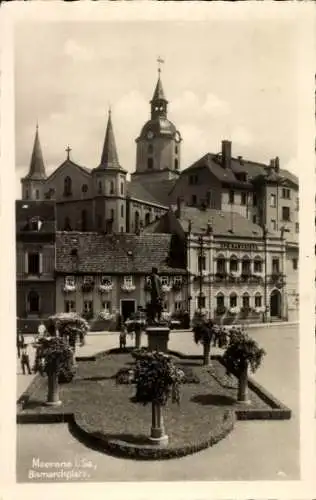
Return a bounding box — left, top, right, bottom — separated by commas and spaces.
149, 403, 168, 445
146, 326, 170, 353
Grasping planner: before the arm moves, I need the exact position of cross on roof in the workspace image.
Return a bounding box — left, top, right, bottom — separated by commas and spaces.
65, 145, 72, 160
157, 56, 164, 75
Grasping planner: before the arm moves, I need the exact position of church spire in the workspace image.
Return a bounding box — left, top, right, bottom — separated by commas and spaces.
25, 124, 47, 180
151, 57, 168, 119
99, 108, 121, 169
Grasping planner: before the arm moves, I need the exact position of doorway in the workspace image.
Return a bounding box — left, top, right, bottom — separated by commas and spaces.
270, 289, 281, 318
121, 299, 136, 322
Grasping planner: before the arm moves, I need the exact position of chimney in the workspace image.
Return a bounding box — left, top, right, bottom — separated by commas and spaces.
275, 156, 280, 172
238, 155, 244, 165
222, 140, 232, 169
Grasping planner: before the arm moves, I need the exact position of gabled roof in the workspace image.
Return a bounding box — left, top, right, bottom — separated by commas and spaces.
55, 232, 186, 274
23, 125, 46, 181
46, 159, 92, 182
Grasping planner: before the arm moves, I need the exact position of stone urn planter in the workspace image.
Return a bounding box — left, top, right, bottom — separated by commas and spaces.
193, 320, 225, 366
222, 327, 266, 405
46, 371, 62, 406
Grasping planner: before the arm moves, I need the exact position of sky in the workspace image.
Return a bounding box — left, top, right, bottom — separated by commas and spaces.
15, 19, 299, 197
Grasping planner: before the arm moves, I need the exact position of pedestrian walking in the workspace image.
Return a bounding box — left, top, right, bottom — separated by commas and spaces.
119, 326, 127, 350
17, 332, 25, 359
20, 345, 32, 375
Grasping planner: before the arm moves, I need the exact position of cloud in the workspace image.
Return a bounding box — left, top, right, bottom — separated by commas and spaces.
283, 157, 298, 175
203, 93, 230, 117
64, 39, 94, 62
230, 126, 253, 147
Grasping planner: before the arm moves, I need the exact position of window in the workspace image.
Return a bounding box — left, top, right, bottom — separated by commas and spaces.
255, 294, 262, 307
110, 209, 114, 220
81, 210, 87, 231
64, 217, 72, 231
145, 212, 150, 226
272, 258, 280, 274
216, 258, 226, 274
120, 226, 124, 233
174, 301, 183, 311
28, 291, 39, 313
198, 255, 206, 272
110, 181, 114, 195
216, 293, 224, 309
98, 181, 102, 194
174, 159, 179, 170
120, 182, 124, 195
282, 206, 290, 221
97, 215, 102, 229
295, 222, 299, 233
229, 190, 234, 204
242, 293, 250, 309
197, 294, 206, 309
175, 145, 178, 155
25, 189, 29, 200
241, 192, 247, 205
252, 215, 257, 224
147, 158, 153, 170
28, 253, 40, 274
230, 256, 238, 273
82, 184, 88, 194
35, 189, 40, 200
191, 194, 197, 206
174, 276, 182, 286
134, 211, 140, 232
254, 258, 262, 273
292, 258, 298, 270
148, 144, 153, 154
296, 197, 299, 211
163, 301, 168, 311
64, 176, 72, 196
30, 217, 42, 231
64, 300, 76, 313
161, 276, 170, 286
83, 300, 93, 314
189, 174, 198, 185
65, 276, 75, 287
229, 293, 237, 308
123, 276, 133, 287
121, 204, 124, 218
271, 219, 277, 231
270, 194, 276, 207
101, 276, 112, 286
282, 188, 291, 199
102, 301, 111, 311
241, 257, 251, 274
253, 193, 257, 207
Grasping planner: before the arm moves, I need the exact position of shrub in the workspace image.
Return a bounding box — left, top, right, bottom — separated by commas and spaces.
34, 336, 74, 382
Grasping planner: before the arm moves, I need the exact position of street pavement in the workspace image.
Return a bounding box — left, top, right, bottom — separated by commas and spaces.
16, 324, 299, 481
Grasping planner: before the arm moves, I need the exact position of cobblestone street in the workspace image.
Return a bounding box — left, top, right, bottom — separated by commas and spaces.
17, 324, 299, 481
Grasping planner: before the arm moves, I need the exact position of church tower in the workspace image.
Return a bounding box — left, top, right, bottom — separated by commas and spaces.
132, 60, 182, 183
21, 124, 47, 200
92, 109, 127, 233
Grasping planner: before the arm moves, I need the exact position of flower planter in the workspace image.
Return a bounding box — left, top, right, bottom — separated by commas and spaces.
46, 372, 62, 406
203, 341, 211, 366
149, 403, 168, 445
237, 362, 251, 405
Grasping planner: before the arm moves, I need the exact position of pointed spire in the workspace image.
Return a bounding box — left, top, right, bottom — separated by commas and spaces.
25, 124, 47, 180
152, 76, 167, 102
99, 108, 121, 169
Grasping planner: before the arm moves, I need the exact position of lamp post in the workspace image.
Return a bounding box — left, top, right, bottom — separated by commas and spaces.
198, 235, 203, 314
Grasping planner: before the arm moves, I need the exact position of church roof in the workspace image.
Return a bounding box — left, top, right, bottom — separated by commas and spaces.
151, 76, 167, 102
23, 125, 47, 181
96, 110, 123, 170
135, 179, 176, 206
55, 232, 186, 274
140, 117, 176, 139
127, 181, 165, 206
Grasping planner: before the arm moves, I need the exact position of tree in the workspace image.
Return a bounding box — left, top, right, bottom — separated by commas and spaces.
34, 336, 74, 405
222, 328, 266, 403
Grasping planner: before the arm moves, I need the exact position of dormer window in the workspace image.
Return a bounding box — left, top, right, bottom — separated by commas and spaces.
30, 217, 42, 231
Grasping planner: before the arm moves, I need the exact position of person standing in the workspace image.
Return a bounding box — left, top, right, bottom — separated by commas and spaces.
119, 326, 127, 350
37, 321, 46, 340
20, 344, 32, 375
17, 332, 25, 359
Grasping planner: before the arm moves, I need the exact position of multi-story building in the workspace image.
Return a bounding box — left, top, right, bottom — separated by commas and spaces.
145, 202, 298, 323
16, 200, 56, 332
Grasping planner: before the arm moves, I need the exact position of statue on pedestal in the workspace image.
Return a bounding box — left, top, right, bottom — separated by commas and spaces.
147, 267, 163, 325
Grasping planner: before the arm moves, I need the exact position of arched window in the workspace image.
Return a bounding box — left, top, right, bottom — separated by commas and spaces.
241, 255, 251, 275
64, 176, 72, 196
98, 181, 102, 194
81, 210, 87, 231
255, 293, 262, 308
135, 211, 140, 232
216, 292, 225, 309
254, 256, 262, 273
216, 254, 226, 274
229, 255, 238, 273
64, 217, 72, 231
82, 184, 88, 194
28, 290, 39, 313
120, 226, 124, 233
174, 159, 179, 170
175, 145, 178, 154
110, 209, 114, 221
25, 189, 29, 200
35, 189, 40, 200
120, 182, 124, 196
121, 204, 124, 218
145, 212, 150, 226
147, 158, 153, 170
197, 293, 206, 309
148, 144, 153, 154
110, 181, 114, 195
229, 292, 237, 308
242, 292, 250, 309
